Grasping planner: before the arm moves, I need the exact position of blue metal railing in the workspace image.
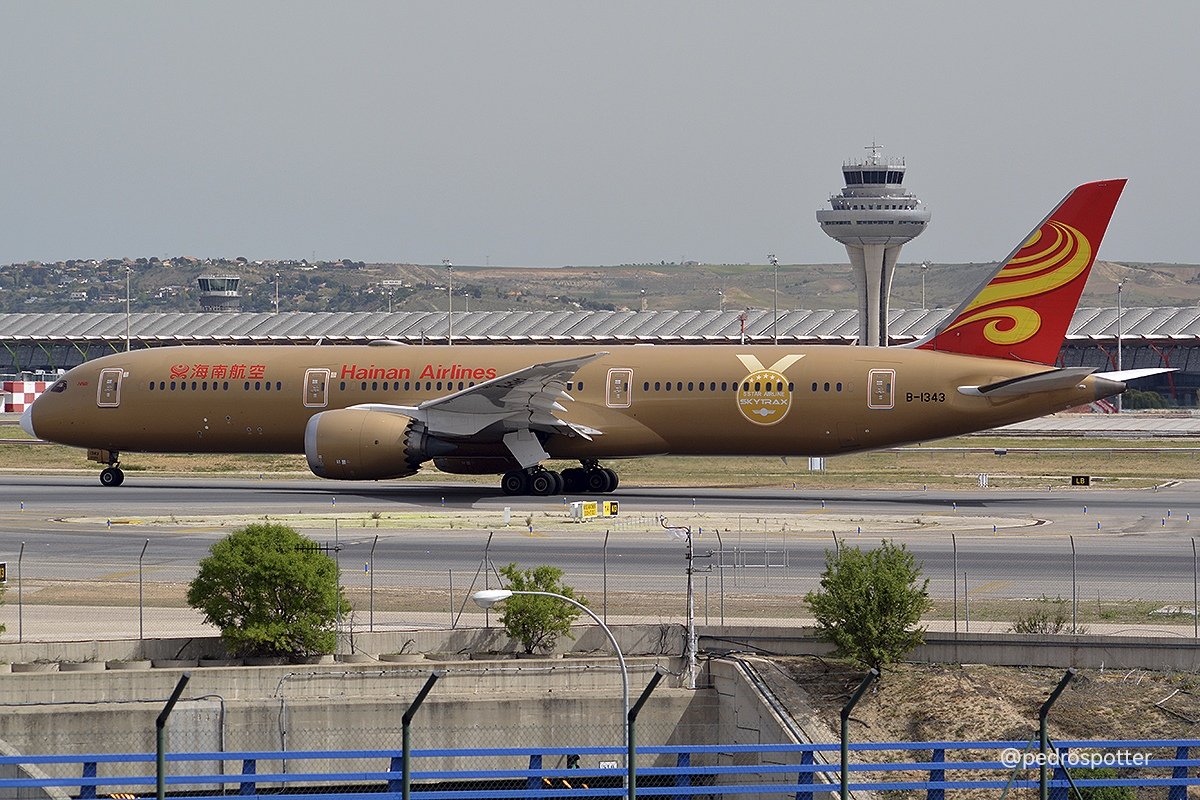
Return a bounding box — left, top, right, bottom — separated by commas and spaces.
2, 739, 1199, 798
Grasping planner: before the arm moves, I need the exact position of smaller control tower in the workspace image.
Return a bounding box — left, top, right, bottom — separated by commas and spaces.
816, 146, 930, 346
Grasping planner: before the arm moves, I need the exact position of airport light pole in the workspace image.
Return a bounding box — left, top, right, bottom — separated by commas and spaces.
472, 589, 630, 785
274, 271, 280, 314
921, 262, 928, 310
1116, 280, 1125, 413
444, 259, 453, 345
769, 254, 779, 344
125, 266, 132, 352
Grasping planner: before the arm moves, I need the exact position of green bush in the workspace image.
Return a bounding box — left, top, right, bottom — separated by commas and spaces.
497, 564, 586, 654
187, 523, 347, 658
804, 540, 931, 670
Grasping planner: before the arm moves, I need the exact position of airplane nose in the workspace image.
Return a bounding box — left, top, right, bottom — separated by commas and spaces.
19, 406, 36, 438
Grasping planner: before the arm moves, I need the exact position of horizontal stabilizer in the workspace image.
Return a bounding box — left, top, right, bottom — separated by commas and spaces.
1092, 367, 1177, 383
958, 367, 1096, 397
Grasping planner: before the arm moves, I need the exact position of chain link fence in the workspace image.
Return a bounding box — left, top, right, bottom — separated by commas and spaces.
3, 512, 1200, 644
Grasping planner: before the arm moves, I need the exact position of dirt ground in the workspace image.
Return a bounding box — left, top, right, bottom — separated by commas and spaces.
762, 655, 1200, 744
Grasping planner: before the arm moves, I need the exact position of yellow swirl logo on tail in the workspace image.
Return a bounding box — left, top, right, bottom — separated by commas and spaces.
940, 220, 1091, 347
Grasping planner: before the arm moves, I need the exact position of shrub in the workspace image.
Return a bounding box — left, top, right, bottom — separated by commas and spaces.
187, 523, 347, 658
497, 564, 585, 654
804, 540, 931, 670
1009, 595, 1086, 634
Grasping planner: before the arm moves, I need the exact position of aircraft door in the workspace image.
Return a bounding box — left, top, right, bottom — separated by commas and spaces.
97, 368, 124, 408
605, 368, 633, 408
867, 369, 895, 410
304, 368, 330, 408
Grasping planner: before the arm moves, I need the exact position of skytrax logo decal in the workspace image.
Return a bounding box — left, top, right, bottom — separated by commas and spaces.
735, 354, 804, 426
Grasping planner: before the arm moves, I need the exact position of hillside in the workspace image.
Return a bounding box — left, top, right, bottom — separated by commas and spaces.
3, 257, 1198, 315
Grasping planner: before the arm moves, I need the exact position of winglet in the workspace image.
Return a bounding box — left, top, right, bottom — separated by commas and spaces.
916, 179, 1127, 364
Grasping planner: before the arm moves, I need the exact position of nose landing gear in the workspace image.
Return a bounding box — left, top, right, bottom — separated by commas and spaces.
99, 465, 125, 487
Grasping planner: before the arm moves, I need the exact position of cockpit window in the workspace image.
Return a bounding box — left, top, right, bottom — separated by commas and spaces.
49, 380, 67, 394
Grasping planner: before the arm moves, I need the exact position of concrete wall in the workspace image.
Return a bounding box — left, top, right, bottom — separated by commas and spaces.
701, 625, 1200, 671
0, 622, 685, 666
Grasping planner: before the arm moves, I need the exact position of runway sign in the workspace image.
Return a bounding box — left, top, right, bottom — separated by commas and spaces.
1072, 475, 1091, 486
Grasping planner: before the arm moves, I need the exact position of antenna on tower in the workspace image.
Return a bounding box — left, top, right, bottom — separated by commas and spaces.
865, 141, 883, 164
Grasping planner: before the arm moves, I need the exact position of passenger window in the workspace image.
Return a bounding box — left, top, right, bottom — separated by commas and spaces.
340, 381, 346, 391
698, 382, 704, 392
721, 382, 728, 391
812, 382, 818, 392
824, 382, 830, 392
255, 381, 262, 391
655, 381, 661, 391
578, 382, 584, 391
371, 381, 378, 391
149, 382, 155, 391
404, 381, 410, 390
360, 382, 367, 391
159, 381, 165, 390
643, 382, 650, 391
244, 382, 251, 391
837, 382, 843, 392
191, 381, 197, 391
665, 382, 672, 391
223, 382, 229, 390
688, 382, 694, 391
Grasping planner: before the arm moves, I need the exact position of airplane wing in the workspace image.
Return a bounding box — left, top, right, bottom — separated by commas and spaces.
350, 352, 608, 441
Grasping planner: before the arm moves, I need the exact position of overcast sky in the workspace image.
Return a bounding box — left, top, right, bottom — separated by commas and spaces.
1, 2, 1195, 267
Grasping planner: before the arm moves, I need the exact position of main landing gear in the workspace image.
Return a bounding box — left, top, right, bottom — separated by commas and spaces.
500, 461, 619, 496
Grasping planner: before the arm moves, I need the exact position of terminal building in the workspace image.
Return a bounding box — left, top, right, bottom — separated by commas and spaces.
0, 307, 1195, 406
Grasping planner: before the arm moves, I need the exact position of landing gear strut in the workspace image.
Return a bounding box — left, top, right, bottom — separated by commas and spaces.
500, 461, 617, 496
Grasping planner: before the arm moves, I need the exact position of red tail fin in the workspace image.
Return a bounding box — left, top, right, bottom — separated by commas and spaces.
918, 179, 1126, 364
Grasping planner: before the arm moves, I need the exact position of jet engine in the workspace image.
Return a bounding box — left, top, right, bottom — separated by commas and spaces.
304, 408, 430, 480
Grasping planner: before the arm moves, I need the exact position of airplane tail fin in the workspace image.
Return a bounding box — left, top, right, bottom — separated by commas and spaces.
916, 179, 1127, 364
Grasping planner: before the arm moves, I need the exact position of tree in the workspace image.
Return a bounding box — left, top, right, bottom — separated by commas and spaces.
804, 540, 931, 671
187, 523, 347, 658
497, 564, 586, 654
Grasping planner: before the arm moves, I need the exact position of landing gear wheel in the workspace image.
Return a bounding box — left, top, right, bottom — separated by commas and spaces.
585, 469, 612, 494
501, 470, 528, 496
529, 470, 557, 496
601, 468, 618, 492
100, 467, 125, 487
549, 470, 564, 495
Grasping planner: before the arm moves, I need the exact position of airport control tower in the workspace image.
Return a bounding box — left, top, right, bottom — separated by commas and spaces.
816, 147, 930, 346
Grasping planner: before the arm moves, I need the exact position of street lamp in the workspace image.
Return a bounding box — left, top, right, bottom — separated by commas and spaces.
717, 288, 724, 313
472, 588, 630, 766
768, 254, 779, 344
1116, 280, 1126, 413
274, 271, 280, 314
920, 262, 929, 310
443, 259, 453, 344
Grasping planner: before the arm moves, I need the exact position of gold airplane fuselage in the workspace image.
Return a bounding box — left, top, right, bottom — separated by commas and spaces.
28, 344, 1116, 463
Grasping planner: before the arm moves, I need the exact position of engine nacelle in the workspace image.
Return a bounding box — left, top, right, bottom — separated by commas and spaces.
304, 408, 426, 480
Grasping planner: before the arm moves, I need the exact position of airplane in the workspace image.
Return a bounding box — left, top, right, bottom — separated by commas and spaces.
21, 179, 1166, 495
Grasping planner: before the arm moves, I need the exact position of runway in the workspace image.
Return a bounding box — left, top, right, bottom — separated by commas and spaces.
0, 474, 1197, 640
